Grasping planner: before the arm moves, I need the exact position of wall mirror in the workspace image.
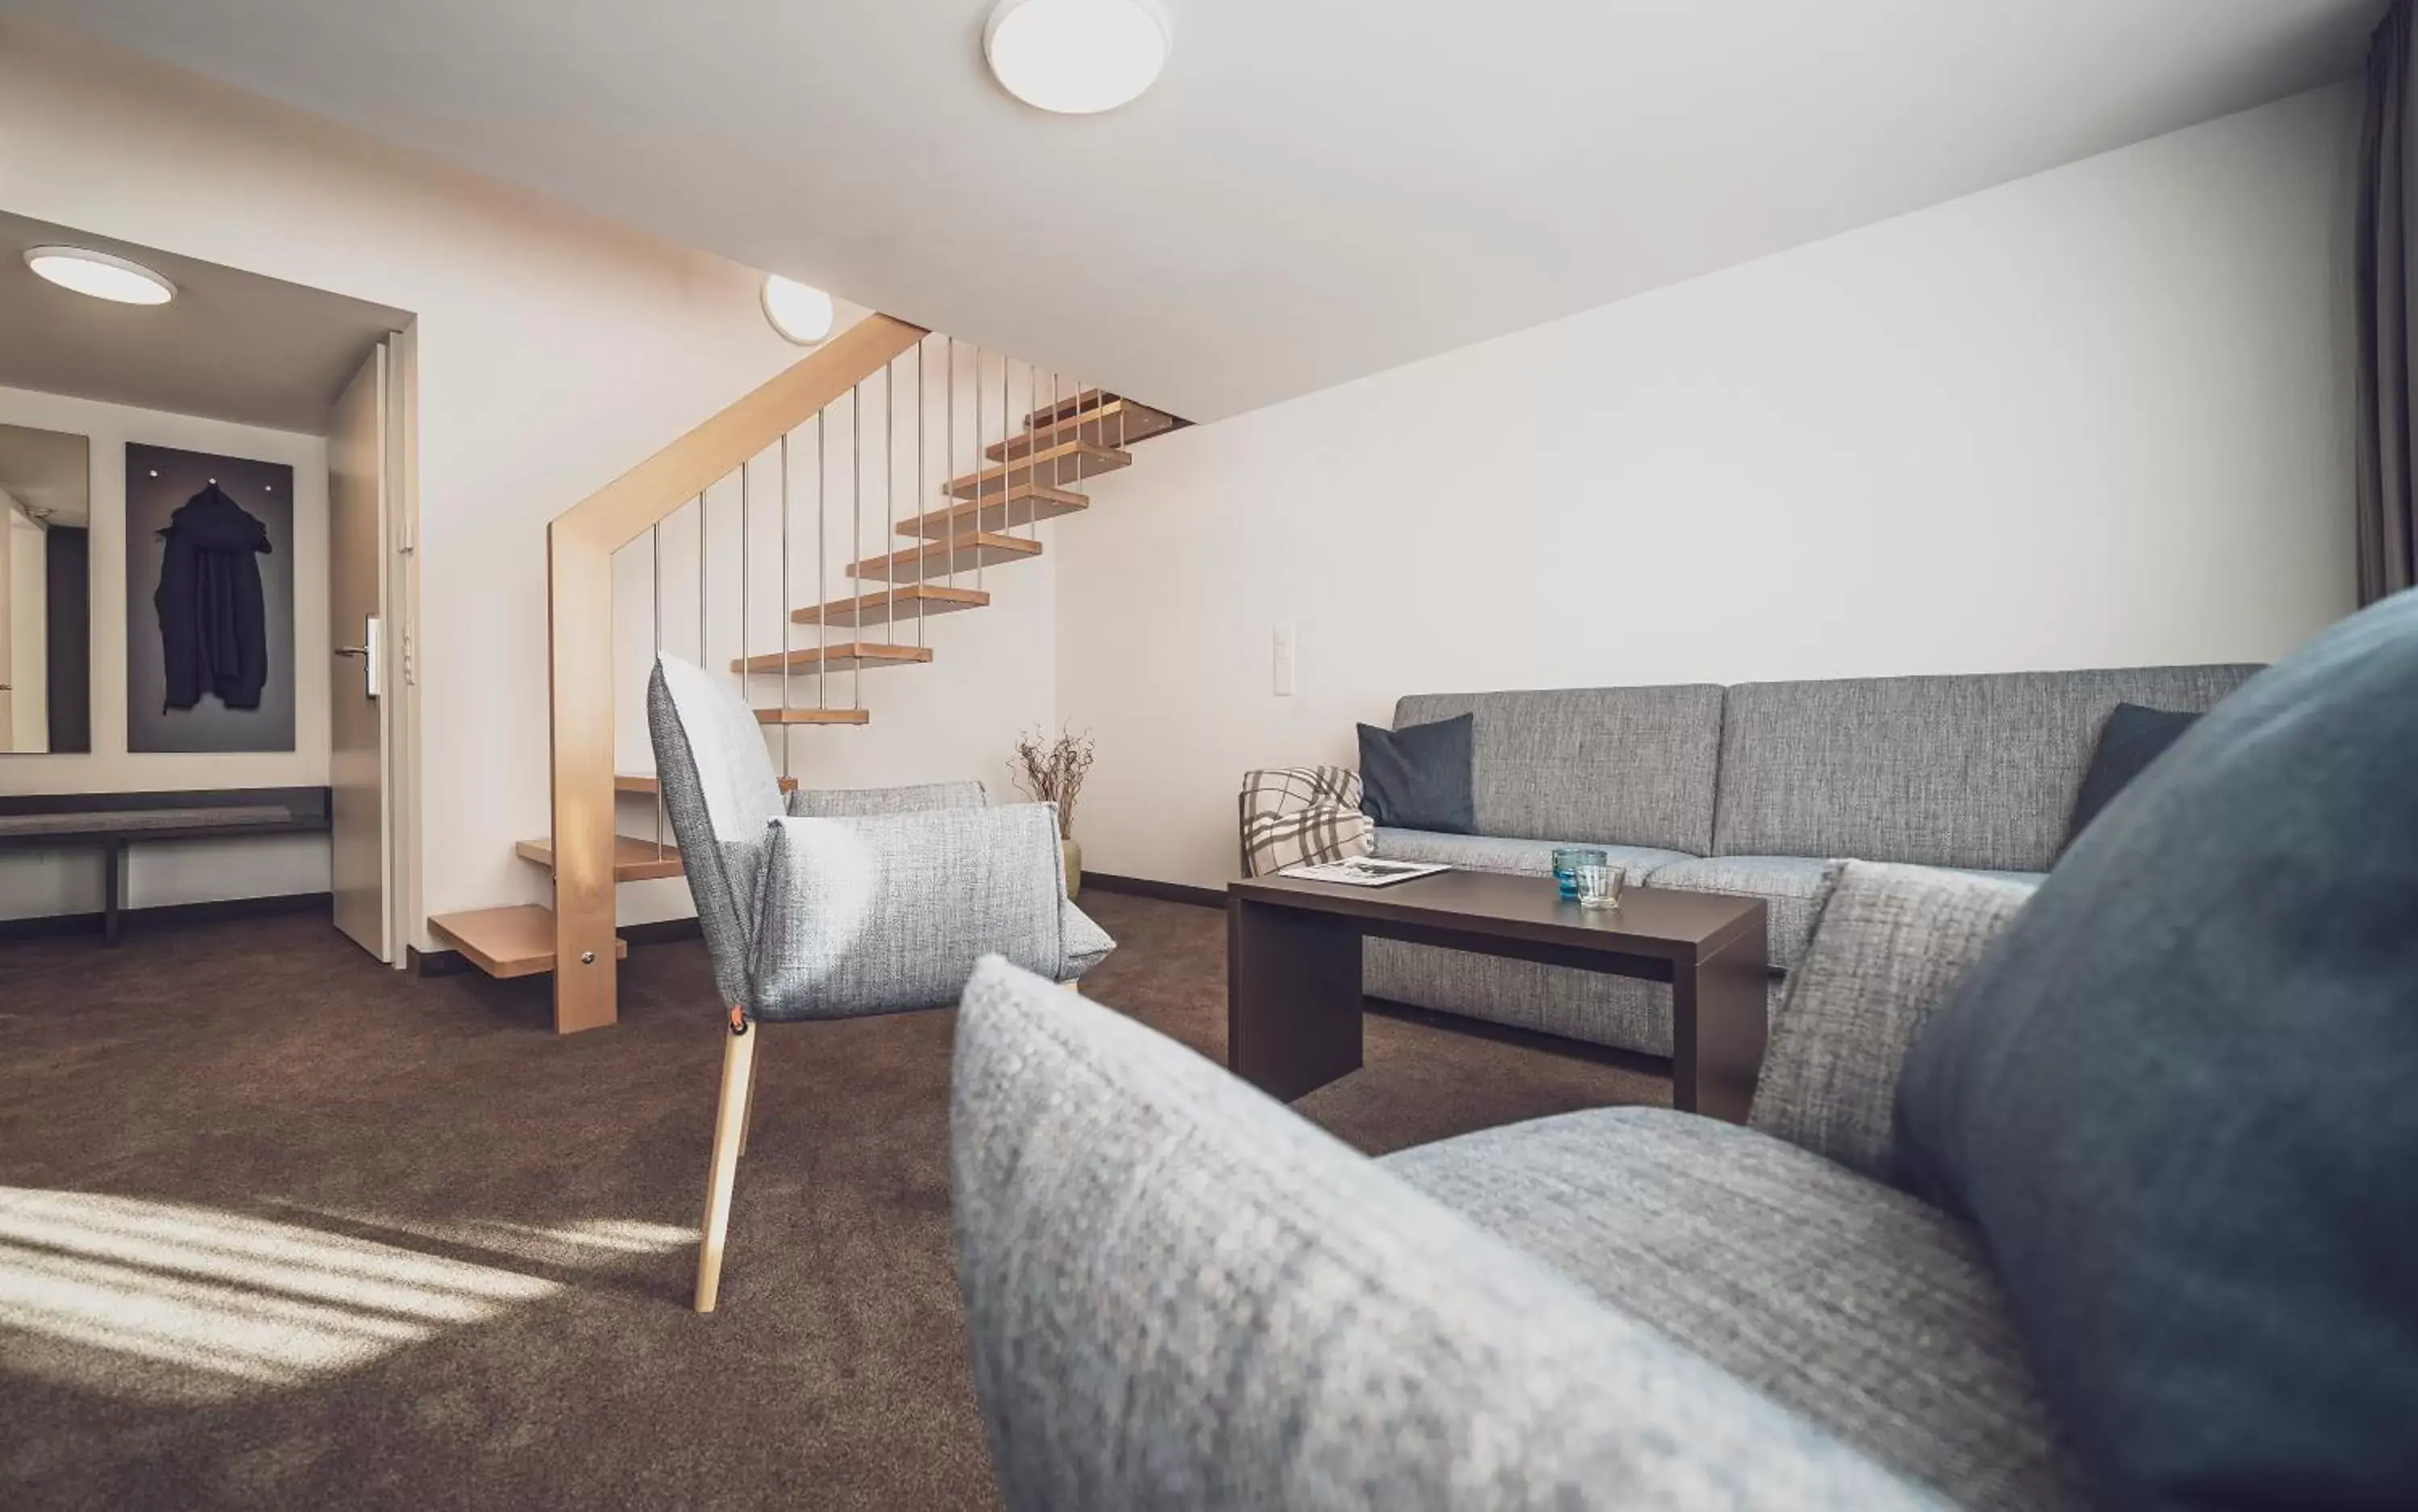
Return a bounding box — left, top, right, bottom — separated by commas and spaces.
0, 421, 93, 754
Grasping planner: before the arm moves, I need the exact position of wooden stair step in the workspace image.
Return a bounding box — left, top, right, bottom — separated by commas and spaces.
754, 705, 873, 726
732, 642, 933, 675
943, 440, 1128, 499
516, 833, 685, 883
792, 584, 989, 629
898, 484, 1086, 540
987, 397, 1178, 461
1022, 388, 1114, 429
849, 532, 1043, 584
618, 773, 796, 795
428, 904, 628, 979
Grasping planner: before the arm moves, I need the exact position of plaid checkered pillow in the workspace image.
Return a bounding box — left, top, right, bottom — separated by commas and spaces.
1239, 766, 1375, 877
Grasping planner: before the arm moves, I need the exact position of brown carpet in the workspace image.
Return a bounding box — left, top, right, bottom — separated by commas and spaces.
0, 891, 1668, 1510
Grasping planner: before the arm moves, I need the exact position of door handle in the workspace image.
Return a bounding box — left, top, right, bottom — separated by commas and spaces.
334, 646, 369, 657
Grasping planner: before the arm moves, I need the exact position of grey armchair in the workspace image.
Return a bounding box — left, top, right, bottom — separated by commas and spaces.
647, 654, 1113, 1311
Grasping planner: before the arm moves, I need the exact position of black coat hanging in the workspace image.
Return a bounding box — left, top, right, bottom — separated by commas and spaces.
155, 482, 273, 711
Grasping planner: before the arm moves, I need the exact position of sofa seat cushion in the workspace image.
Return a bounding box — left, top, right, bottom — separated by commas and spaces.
1644, 854, 1833, 969
1371, 828, 1693, 880
1384, 1108, 2086, 1511
1649, 857, 2043, 970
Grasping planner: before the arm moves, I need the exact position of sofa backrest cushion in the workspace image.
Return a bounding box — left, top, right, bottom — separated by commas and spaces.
1395, 685, 1725, 854
1712, 666, 2259, 870
951, 955, 1940, 1512
1751, 862, 2036, 1189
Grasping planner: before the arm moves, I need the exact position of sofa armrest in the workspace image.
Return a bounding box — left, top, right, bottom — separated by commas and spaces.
1749, 861, 2036, 1188
747, 802, 1103, 1020
786, 779, 988, 817
953, 956, 1942, 1512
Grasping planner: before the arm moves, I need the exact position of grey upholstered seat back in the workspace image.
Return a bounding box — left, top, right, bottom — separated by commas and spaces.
649, 655, 786, 1009
1394, 686, 1725, 854
1713, 665, 2261, 871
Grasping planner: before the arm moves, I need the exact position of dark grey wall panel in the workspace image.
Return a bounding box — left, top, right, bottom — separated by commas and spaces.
124, 442, 295, 754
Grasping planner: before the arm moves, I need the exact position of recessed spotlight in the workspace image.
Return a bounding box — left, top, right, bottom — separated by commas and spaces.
986, 0, 1169, 115
24, 245, 176, 305
761, 274, 835, 346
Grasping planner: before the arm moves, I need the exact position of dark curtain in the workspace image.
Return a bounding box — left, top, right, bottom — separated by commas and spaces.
2358, 2, 2418, 606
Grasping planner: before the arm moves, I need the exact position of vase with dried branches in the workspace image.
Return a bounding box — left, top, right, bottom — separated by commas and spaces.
1011, 728, 1096, 899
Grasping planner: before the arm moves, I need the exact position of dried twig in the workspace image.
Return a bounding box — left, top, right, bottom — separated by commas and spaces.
1009, 728, 1095, 838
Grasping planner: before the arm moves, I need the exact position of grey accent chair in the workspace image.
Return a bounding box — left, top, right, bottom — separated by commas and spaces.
951, 862, 2086, 1510
647, 654, 1113, 1311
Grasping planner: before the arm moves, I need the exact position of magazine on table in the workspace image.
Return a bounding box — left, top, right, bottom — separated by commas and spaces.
1278, 857, 1449, 887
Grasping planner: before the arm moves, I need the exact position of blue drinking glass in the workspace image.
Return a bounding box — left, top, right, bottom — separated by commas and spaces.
1552, 847, 1608, 900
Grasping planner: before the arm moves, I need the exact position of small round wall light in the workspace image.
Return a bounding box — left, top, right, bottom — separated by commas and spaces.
24, 246, 177, 305
761, 275, 835, 346
986, 0, 1170, 115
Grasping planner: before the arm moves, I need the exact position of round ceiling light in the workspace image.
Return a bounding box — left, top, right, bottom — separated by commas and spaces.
23, 246, 177, 305
986, 0, 1169, 115
761, 274, 835, 345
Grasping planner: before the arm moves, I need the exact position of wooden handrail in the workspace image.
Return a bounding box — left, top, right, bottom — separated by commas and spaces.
546, 314, 929, 1032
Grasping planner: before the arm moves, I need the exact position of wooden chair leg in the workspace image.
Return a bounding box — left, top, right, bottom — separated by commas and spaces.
737, 1030, 762, 1157
694, 1017, 759, 1314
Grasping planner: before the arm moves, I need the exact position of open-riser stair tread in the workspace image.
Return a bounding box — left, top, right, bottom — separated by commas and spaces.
791, 584, 989, 628
1023, 388, 1113, 428
428, 904, 628, 979
987, 399, 1178, 461
849, 532, 1043, 583
515, 833, 685, 883
943, 440, 1129, 499
733, 642, 933, 675
618, 774, 796, 795
899, 485, 1086, 539
754, 705, 873, 726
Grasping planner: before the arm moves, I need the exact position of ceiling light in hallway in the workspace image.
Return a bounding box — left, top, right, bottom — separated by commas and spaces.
986, 0, 1169, 115
761, 274, 835, 345
23, 246, 177, 305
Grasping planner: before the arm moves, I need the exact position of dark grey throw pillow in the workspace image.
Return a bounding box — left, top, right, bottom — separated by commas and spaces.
1895, 590, 2418, 1510
1356, 714, 1474, 834
2062, 703, 2200, 852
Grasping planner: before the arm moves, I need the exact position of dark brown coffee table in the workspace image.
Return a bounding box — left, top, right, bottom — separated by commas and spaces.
1227, 870, 1771, 1122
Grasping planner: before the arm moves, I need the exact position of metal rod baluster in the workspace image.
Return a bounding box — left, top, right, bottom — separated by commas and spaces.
779, 431, 791, 778
652, 521, 664, 853
696, 489, 708, 675
946, 338, 958, 594
816, 409, 828, 712
853, 381, 863, 712
886, 353, 897, 646
740, 450, 750, 706
915, 338, 927, 649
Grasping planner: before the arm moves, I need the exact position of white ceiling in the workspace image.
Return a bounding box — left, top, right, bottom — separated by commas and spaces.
0, 422, 90, 526
0, 211, 412, 434
5, 1, 2382, 421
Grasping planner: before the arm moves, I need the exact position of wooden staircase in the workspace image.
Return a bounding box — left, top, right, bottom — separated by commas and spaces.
428, 346, 1178, 1003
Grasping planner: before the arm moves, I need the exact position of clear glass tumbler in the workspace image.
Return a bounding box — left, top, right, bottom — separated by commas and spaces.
1574, 861, 1624, 911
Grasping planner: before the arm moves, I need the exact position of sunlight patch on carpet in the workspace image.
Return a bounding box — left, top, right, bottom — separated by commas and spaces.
0, 1189, 568, 1404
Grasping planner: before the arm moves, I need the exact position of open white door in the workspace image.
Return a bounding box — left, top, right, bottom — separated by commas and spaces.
329, 341, 391, 961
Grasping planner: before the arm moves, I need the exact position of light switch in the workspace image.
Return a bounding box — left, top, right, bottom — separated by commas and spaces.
1273, 624, 1297, 697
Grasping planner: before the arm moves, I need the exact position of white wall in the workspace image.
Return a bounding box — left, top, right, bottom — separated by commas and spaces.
0, 387, 331, 916
0, 20, 1062, 944
1060, 85, 2363, 891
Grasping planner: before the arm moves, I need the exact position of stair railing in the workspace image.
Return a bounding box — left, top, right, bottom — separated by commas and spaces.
546, 314, 927, 1032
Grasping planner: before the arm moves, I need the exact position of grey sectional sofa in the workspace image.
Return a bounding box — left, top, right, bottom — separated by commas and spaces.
1348, 666, 2257, 1057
